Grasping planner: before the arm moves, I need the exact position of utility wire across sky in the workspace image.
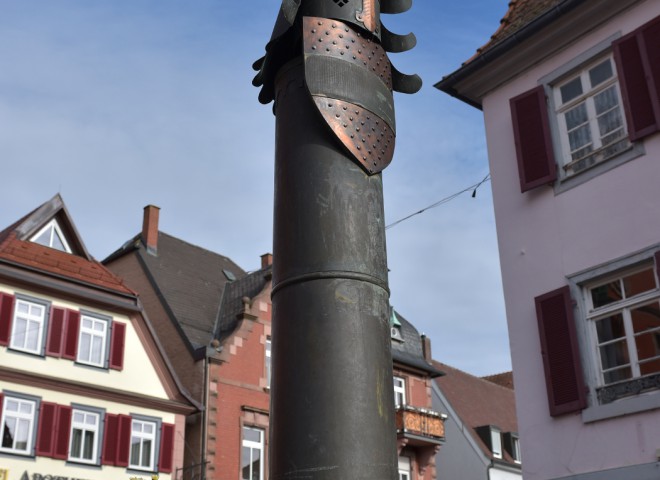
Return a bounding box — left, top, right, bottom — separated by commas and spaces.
385, 173, 491, 230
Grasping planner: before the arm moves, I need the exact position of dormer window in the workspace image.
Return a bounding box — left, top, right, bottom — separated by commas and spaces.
30, 219, 71, 253
390, 309, 403, 342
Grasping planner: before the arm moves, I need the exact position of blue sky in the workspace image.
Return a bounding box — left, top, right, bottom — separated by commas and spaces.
0, 0, 511, 376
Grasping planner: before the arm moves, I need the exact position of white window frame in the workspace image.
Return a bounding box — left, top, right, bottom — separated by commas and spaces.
490, 427, 502, 459
393, 376, 406, 407
10, 297, 48, 355
265, 337, 272, 388
129, 419, 157, 471
553, 53, 630, 178
540, 35, 646, 194
583, 264, 660, 387
68, 408, 100, 464
569, 245, 660, 422
509, 433, 521, 464
30, 219, 72, 253
0, 395, 37, 455
241, 426, 264, 480
398, 455, 411, 480
76, 314, 109, 368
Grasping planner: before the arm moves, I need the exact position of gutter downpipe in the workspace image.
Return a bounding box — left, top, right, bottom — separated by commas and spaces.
434, 0, 588, 110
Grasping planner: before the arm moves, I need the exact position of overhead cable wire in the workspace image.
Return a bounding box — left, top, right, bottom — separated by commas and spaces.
385, 173, 491, 230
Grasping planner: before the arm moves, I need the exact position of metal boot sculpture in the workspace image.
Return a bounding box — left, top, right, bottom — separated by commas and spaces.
254, 1, 420, 479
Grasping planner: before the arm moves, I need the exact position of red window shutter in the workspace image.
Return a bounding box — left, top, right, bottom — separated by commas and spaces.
109, 322, 126, 370
53, 405, 72, 460
46, 307, 66, 357
0, 293, 15, 346
62, 309, 80, 360
510, 86, 557, 193
36, 402, 58, 457
102, 414, 119, 465
116, 414, 132, 467
535, 286, 587, 416
158, 423, 175, 473
614, 15, 660, 141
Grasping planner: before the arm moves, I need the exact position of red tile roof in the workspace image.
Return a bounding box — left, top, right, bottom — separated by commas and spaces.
468, 0, 566, 62
0, 230, 135, 295
482, 371, 515, 389
434, 361, 519, 463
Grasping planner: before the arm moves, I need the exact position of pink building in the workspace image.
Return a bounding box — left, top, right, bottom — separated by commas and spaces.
437, 1, 660, 479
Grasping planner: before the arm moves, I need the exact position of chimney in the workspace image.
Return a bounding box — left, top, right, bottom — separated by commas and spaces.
421, 334, 432, 363
142, 205, 160, 255
261, 253, 273, 269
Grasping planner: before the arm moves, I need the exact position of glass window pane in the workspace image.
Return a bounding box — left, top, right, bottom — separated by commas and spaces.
241, 446, 252, 480
589, 59, 613, 87
594, 86, 619, 115
599, 339, 630, 370
596, 313, 626, 343
244, 428, 261, 443
79, 333, 91, 361
560, 77, 583, 104
591, 280, 622, 308
2, 418, 16, 448
13, 319, 27, 347
51, 232, 66, 252
15, 418, 29, 450
639, 357, 660, 376
631, 302, 660, 334
33, 228, 52, 247
635, 331, 660, 362
71, 429, 83, 457
83, 431, 94, 459
603, 366, 632, 384
624, 269, 657, 298
564, 103, 589, 131
130, 438, 141, 465
598, 109, 623, 137
251, 451, 261, 480
141, 439, 152, 467
91, 336, 103, 364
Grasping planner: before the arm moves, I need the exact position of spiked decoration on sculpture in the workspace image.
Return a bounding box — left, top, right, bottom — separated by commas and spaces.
254, 0, 421, 174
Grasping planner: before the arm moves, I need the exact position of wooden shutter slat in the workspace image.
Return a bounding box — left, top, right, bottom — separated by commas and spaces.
36, 402, 58, 457
614, 15, 660, 141
510, 86, 557, 193
0, 293, 15, 346
102, 413, 119, 465
158, 423, 175, 473
535, 286, 587, 416
62, 309, 80, 360
116, 414, 132, 467
109, 322, 126, 370
53, 405, 72, 460
46, 307, 66, 357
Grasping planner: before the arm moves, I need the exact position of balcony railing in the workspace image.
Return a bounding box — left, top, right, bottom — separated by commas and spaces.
395, 405, 446, 445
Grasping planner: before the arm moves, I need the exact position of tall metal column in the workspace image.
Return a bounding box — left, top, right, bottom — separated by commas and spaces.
254, 2, 420, 479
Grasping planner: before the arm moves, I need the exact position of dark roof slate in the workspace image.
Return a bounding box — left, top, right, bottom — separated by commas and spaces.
215, 265, 272, 342
392, 309, 443, 377
434, 361, 519, 464
135, 232, 246, 349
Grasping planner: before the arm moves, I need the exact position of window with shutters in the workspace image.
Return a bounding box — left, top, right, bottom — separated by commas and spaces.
76, 313, 109, 368
9, 297, 49, 355
0, 394, 37, 455
69, 408, 100, 464
567, 247, 660, 421
583, 264, 660, 403
552, 54, 631, 177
